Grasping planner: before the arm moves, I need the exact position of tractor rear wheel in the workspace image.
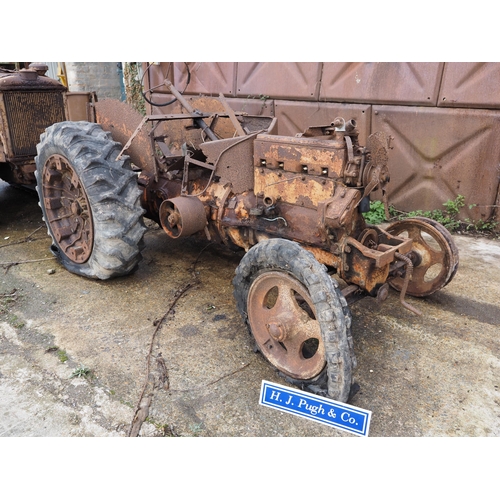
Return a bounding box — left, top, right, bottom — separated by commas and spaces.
233, 238, 356, 402
35, 121, 146, 280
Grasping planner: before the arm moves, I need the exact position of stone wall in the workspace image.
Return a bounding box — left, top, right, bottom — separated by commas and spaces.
65, 62, 124, 101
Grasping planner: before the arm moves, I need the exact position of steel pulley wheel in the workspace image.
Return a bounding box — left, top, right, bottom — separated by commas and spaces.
35, 121, 146, 280
233, 238, 356, 402
159, 196, 207, 239
386, 217, 459, 297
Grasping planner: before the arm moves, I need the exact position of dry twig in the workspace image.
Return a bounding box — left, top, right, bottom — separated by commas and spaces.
127, 242, 229, 437
0, 226, 49, 249
127, 282, 194, 437
1, 257, 56, 273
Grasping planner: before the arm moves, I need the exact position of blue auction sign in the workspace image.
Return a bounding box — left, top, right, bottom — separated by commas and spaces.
259, 381, 371, 437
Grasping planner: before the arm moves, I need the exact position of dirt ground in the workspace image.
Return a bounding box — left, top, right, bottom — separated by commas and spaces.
0, 180, 499, 438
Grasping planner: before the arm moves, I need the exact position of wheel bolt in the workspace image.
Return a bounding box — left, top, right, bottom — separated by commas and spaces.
267, 322, 287, 342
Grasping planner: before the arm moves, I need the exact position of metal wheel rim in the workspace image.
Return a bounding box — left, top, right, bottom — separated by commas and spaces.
41, 154, 94, 264
388, 218, 458, 296
247, 271, 326, 379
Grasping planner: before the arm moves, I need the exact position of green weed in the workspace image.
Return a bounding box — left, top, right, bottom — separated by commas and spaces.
69, 366, 91, 379
9, 314, 25, 329
363, 200, 387, 224
364, 194, 497, 236
57, 349, 68, 363
400, 194, 465, 231
189, 422, 204, 437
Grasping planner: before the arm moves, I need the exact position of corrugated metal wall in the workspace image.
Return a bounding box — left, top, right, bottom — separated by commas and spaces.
142, 62, 500, 221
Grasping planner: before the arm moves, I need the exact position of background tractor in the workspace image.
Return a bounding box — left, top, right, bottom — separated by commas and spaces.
0, 64, 95, 188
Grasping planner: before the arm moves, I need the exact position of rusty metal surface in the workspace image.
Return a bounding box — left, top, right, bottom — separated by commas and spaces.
66, 92, 96, 122
246, 270, 326, 380
254, 134, 347, 179
226, 97, 274, 116
173, 62, 237, 96
40, 153, 94, 263
2, 91, 65, 158
274, 100, 371, 143
145, 95, 276, 164
141, 62, 173, 97
141, 63, 237, 98
0, 69, 66, 91
159, 196, 207, 238
146, 96, 241, 154
386, 217, 460, 297
320, 63, 444, 106
236, 63, 322, 100
254, 167, 337, 210
95, 99, 155, 173
372, 105, 500, 220
438, 63, 500, 109
0, 68, 67, 187
140, 62, 500, 223
201, 135, 258, 194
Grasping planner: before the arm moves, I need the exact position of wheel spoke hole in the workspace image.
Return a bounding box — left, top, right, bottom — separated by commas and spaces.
422, 230, 441, 251
301, 338, 319, 359
294, 291, 316, 319
424, 263, 442, 282
263, 285, 279, 309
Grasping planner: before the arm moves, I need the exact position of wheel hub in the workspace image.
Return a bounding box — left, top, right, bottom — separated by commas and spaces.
267, 321, 288, 342
42, 154, 93, 264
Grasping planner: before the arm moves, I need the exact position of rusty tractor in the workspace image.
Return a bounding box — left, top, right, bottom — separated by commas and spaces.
0, 64, 95, 189
34, 78, 459, 403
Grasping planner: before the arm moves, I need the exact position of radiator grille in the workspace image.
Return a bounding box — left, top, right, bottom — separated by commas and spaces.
4, 91, 65, 157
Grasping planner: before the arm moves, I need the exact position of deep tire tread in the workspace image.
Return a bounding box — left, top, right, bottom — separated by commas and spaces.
35, 121, 146, 280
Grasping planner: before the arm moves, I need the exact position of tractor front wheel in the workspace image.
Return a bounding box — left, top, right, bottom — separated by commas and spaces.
233, 238, 356, 402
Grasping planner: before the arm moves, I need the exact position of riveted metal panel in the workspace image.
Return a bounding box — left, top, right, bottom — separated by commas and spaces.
438, 62, 500, 109
274, 100, 371, 143
372, 105, 500, 220
142, 91, 275, 118
226, 97, 274, 116
140, 62, 236, 99
320, 62, 444, 106
174, 62, 236, 96
236, 63, 322, 100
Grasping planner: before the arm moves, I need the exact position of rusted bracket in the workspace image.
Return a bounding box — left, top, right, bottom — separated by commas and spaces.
216, 184, 233, 246
218, 92, 245, 137
164, 79, 218, 141
180, 155, 217, 197
394, 252, 422, 316
345, 135, 354, 166
117, 115, 148, 160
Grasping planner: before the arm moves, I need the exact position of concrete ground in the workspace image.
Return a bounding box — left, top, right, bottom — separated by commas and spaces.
0, 180, 499, 438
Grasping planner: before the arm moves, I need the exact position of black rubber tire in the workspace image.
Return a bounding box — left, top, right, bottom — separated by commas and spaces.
35, 121, 146, 280
233, 238, 356, 403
